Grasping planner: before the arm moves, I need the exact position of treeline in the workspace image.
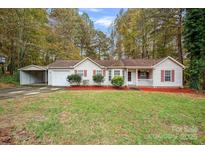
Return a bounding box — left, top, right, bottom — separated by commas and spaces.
111, 8, 184, 63
0, 8, 111, 74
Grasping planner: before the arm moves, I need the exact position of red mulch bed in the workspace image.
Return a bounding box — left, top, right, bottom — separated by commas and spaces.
138, 87, 196, 94
138, 87, 205, 97
65, 86, 129, 90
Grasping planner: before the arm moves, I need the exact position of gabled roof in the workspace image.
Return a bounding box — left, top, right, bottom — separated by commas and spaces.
73, 57, 105, 68
19, 65, 47, 71
122, 59, 163, 67
152, 56, 185, 69
47, 56, 184, 69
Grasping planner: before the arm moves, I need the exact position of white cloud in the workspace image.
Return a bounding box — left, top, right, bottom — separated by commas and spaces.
94, 16, 115, 28
79, 11, 83, 15
81, 8, 102, 12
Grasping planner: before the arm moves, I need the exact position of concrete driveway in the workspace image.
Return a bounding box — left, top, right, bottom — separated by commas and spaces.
0, 86, 62, 100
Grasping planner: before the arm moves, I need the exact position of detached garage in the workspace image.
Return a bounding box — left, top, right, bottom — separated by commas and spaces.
19, 65, 48, 85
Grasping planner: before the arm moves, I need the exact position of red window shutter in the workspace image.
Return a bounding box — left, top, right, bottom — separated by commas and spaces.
103, 70, 106, 76
172, 70, 175, 82
93, 70, 96, 76
161, 70, 164, 82
84, 70, 87, 77
74, 70, 77, 74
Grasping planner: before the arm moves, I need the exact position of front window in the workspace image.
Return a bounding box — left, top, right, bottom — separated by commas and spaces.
114, 70, 120, 76
77, 70, 84, 77
165, 70, 171, 82
138, 70, 149, 79
122, 70, 125, 79
139, 72, 147, 79
96, 70, 102, 75
108, 70, 112, 81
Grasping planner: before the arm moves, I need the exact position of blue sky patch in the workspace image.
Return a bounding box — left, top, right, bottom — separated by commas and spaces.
79, 8, 126, 34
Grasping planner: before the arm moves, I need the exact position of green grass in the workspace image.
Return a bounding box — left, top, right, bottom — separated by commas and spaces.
0, 91, 204, 144
0, 106, 4, 113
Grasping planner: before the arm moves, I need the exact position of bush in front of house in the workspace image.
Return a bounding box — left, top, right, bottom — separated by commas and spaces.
111, 76, 124, 87
67, 74, 81, 85
93, 74, 104, 85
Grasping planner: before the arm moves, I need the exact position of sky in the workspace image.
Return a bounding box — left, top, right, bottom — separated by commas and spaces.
79, 8, 125, 35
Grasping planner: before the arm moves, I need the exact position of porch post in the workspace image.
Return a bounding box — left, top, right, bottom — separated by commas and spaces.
136, 69, 138, 86
126, 68, 128, 86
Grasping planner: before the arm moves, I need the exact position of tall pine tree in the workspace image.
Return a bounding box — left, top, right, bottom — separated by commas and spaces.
184, 9, 205, 89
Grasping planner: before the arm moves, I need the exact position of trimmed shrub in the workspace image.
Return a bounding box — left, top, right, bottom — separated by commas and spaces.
67, 74, 81, 85
111, 76, 124, 87
93, 74, 104, 85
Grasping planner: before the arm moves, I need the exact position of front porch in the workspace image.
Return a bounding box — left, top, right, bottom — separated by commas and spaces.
124, 68, 153, 86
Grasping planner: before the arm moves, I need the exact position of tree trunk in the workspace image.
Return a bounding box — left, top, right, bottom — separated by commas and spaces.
177, 9, 183, 64
1, 65, 5, 74
80, 45, 83, 58
203, 68, 205, 90
152, 18, 157, 59
9, 39, 15, 75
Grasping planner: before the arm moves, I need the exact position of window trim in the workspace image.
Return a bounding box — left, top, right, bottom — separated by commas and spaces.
77, 70, 84, 77
108, 70, 112, 81
138, 70, 149, 79
139, 72, 147, 79
96, 70, 102, 75
114, 70, 120, 76
164, 70, 172, 82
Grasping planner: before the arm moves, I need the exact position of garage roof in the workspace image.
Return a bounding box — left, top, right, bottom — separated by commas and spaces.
19, 65, 47, 71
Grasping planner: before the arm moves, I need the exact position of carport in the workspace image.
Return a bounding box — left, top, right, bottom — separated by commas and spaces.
19, 65, 48, 85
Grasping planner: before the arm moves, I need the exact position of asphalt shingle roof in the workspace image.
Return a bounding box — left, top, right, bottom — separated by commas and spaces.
48, 58, 164, 68
48, 60, 80, 68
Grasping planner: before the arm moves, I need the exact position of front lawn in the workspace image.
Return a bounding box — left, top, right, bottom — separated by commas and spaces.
0, 91, 204, 144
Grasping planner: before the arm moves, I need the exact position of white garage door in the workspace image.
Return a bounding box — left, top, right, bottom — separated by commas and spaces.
52, 70, 70, 86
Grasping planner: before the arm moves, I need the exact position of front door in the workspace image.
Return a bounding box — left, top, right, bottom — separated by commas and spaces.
128, 71, 136, 85
128, 72, 132, 82
128, 71, 133, 85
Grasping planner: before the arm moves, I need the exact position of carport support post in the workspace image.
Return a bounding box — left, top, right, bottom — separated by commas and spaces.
45, 71, 48, 83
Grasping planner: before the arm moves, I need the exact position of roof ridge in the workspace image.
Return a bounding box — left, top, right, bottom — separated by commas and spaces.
48, 57, 170, 68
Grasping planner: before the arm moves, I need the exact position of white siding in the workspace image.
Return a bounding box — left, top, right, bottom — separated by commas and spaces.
153, 59, 183, 87
75, 59, 104, 85
20, 71, 30, 85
